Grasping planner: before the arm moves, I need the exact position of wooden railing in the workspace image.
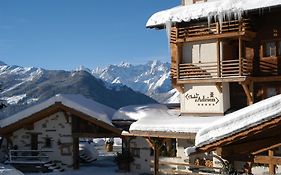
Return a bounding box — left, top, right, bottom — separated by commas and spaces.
176, 58, 253, 80
8, 149, 50, 163
152, 157, 223, 175
170, 19, 252, 42
259, 57, 279, 76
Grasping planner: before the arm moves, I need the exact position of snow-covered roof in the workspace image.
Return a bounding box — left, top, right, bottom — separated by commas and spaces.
126, 104, 220, 134
130, 115, 221, 134
146, 0, 281, 28
112, 104, 168, 121
195, 94, 281, 148
0, 94, 116, 128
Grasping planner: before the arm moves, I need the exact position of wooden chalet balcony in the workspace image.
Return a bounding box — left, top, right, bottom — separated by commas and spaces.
171, 19, 254, 43
171, 58, 253, 83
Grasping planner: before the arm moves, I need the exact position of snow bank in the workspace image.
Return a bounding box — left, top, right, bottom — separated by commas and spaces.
0, 164, 24, 175
146, 0, 281, 27
127, 104, 220, 133
0, 94, 116, 128
112, 104, 168, 121
196, 94, 281, 147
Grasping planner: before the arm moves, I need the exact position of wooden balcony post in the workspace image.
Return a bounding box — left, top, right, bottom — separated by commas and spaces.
73, 136, 80, 169
217, 39, 221, 77
216, 22, 220, 34
239, 37, 242, 76
176, 43, 183, 81
269, 150, 276, 175
152, 139, 160, 175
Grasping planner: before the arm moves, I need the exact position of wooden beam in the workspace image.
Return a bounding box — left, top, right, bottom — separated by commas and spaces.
72, 133, 120, 138
153, 141, 160, 175
177, 31, 256, 43
72, 136, 80, 169
177, 76, 247, 84
241, 83, 253, 105
215, 82, 222, 93
254, 155, 281, 165
145, 138, 155, 150
222, 136, 281, 157
127, 130, 196, 139
253, 142, 281, 155
269, 150, 276, 174
217, 39, 221, 77
239, 37, 242, 76
250, 76, 281, 82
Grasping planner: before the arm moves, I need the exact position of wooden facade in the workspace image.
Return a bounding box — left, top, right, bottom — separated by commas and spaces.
140, 2, 281, 175
170, 7, 281, 106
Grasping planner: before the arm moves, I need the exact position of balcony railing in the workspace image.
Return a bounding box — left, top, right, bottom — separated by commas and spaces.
175, 58, 253, 80
171, 19, 253, 43
7, 149, 50, 163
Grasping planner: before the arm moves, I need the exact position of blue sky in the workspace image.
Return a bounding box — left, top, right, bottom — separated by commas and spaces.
0, 0, 179, 70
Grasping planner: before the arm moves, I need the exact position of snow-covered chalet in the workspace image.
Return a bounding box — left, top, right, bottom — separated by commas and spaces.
0, 94, 121, 172
121, 0, 281, 174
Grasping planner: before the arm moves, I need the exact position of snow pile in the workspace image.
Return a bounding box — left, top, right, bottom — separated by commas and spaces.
127, 104, 220, 133
146, 0, 281, 27
113, 104, 168, 121
0, 164, 24, 175
0, 94, 116, 128
196, 94, 281, 147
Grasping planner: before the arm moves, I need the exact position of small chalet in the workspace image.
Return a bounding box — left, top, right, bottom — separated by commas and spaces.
122, 0, 281, 174
0, 94, 121, 172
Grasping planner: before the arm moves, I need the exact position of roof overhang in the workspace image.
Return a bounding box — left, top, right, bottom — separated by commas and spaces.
196, 115, 281, 153
146, 0, 281, 28
122, 130, 196, 139
0, 102, 122, 136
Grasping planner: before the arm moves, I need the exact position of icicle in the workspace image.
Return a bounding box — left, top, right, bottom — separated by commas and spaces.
165, 20, 172, 54
226, 11, 232, 21
218, 13, 223, 30
207, 15, 212, 28
237, 10, 243, 21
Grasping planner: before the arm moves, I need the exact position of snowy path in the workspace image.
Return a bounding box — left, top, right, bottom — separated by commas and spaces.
24, 145, 137, 175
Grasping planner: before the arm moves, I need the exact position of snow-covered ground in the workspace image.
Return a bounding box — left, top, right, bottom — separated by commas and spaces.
24, 144, 137, 175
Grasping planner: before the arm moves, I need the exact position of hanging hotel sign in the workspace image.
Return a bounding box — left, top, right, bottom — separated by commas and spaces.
185, 92, 219, 106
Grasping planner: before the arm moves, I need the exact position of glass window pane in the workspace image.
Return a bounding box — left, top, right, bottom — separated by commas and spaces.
265, 42, 276, 57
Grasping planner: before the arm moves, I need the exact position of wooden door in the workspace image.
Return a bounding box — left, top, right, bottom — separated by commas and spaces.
31, 134, 38, 150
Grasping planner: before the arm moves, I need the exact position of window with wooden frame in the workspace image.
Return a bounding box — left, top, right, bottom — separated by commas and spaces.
263, 40, 281, 57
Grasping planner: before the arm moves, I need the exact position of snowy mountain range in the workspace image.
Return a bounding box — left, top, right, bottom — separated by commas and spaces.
0, 61, 157, 118
92, 60, 179, 103
0, 60, 179, 118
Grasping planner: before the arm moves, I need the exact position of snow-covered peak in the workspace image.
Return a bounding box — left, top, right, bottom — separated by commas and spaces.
118, 61, 131, 68
92, 60, 175, 103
